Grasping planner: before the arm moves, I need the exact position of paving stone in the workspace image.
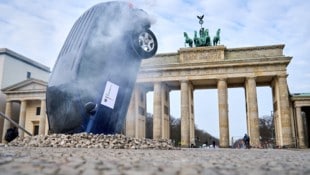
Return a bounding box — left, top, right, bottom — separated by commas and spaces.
1, 141, 310, 175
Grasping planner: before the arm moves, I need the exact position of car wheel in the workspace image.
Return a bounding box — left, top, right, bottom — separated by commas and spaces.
132, 29, 157, 59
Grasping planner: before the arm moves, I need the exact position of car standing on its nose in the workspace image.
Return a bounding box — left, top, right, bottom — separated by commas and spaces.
46, 1, 157, 134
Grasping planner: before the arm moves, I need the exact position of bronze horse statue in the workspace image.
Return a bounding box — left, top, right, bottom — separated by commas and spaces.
213, 28, 221, 46
183, 32, 193, 47
194, 28, 211, 47
203, 28, 211, 46
193, 31, 201, 46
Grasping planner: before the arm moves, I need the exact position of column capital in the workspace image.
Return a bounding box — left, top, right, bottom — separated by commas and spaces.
20, 99, 27, 103
154, 81, 162, 85
217, 79, 227, 89
180, 80, 193, 87
136, 84, 149, 94
217, 77, 227, 81
180, 79, 189, 84
277, 74, 288, 78
246, 76, 256, 80
295, 105, 302, 109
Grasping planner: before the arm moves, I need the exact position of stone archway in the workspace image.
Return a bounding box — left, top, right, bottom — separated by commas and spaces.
126, 44, 299, 148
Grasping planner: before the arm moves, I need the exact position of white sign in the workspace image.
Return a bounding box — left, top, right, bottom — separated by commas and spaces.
101, 81, 119, 109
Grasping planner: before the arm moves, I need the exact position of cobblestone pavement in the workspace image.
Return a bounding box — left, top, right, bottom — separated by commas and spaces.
0, 146, 310, 175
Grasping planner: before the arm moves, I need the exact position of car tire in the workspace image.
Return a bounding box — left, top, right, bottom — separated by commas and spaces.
132, 29, 157, 59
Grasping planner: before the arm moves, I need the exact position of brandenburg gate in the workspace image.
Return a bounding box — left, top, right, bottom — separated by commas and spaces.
126, 44, 297, 148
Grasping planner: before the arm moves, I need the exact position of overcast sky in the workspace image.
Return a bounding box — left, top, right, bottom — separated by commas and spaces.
1, 0, 309, 140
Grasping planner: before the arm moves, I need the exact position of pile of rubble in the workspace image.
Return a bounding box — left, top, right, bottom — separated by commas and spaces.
7, 133, 177, 150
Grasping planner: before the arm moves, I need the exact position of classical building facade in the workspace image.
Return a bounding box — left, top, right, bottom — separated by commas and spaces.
126, 44, 310, 148
2, 78, 48, 142
0, 48, 50, 142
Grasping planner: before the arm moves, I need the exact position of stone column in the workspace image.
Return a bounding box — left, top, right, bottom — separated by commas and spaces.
271, 81, 281, 146
245, 77, 260, 147
2, 101, 12, 143
39, 99, 46, 135
136, 87, 146, 138
162, 85, 170, 139
217, 79, 229, 147
181, 80, 190, 147
295, 107, 305, 148
126, 93, 136, 137
153, 82, 162, 139
277, 75, 293, 147
18, 100, 27, 138
189, 88, 195, 146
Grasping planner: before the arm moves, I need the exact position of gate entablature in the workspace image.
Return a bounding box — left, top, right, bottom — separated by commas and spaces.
137, 44, 291, 90
140, 44, 287, 67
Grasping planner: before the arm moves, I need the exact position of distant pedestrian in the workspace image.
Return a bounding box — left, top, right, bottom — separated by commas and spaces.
243, 133, 250, 149
191, 137, 195, 148
212, 140, 216, 148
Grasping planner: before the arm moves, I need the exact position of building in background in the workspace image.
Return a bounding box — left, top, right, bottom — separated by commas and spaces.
0, 48, 50, 142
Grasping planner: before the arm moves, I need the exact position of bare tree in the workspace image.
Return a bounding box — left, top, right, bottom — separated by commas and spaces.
145, 114, 219, 147
259, 115, 275, 147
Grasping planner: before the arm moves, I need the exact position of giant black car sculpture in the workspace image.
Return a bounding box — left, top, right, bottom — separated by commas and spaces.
46, 1, 157, 134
